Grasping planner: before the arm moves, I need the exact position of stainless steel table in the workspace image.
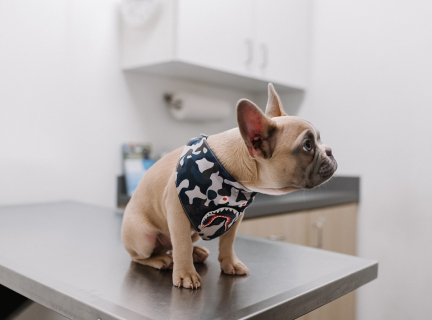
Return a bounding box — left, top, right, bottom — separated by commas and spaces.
0, 202, 377, 320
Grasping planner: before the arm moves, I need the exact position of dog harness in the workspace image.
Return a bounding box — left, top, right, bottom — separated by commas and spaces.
176, 135, 256, 240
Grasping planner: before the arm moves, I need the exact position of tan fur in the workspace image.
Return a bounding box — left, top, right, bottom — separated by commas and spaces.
121, 84, 337, 289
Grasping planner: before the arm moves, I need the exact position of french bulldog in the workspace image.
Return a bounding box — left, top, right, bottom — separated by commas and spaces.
121, 83, 337, 289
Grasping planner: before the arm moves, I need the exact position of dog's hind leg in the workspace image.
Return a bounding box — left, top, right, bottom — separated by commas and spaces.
130, 233, 174, 270
193, 246, 210, 263
132, 253, 173, 270
190, 232, 210, 263
122, 215, 173, 270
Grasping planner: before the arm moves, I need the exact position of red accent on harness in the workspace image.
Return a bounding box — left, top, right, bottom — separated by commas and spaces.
202, 215, 231, 231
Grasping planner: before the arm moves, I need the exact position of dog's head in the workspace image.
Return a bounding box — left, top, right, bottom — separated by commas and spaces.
237, 84, 337, 195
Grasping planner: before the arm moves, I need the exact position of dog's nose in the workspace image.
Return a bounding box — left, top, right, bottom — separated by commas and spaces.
325, 148, 333, 157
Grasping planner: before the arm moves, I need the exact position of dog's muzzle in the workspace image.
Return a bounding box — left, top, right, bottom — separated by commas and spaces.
319, 156, 338, 179
306, 149, 338, 188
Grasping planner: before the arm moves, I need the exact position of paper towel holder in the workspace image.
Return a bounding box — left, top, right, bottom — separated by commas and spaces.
164, 92, 231, 122
164, 93, 182, 110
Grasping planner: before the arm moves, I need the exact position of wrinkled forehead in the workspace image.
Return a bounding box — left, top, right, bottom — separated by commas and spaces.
274, 116, 320, 139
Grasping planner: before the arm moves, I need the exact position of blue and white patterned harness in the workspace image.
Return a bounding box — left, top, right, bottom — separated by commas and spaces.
175, 135, 256, 240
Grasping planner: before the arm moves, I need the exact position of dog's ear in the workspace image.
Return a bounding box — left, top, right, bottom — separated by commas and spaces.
237, 99, 277, 159
265, 83, 288, 118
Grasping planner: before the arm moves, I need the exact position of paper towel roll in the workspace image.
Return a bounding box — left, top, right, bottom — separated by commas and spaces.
167, 92, 231, 121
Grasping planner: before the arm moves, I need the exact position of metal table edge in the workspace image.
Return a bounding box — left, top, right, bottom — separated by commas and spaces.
0, 259, 148, 320
226, 260, 377, 320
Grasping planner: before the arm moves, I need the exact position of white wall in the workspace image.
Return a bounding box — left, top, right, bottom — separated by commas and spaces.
302, 1, 432, 319
0, 0, 256, 207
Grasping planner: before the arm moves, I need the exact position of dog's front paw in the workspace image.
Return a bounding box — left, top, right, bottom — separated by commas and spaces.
219, 256, 249, 275
173, 266, 202, 289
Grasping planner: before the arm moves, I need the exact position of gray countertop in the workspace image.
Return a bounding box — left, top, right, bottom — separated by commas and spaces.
246, 176, 360, 219
0, 202, 376, 320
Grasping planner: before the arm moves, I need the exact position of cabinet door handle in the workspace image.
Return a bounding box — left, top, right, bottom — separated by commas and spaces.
260, 43, 268, 69
313, 217, 326, 248
245, 39, 254, 66
266, 234, 287, 241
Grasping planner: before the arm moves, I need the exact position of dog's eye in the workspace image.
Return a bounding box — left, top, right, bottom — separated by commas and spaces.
303, 140, 312, 152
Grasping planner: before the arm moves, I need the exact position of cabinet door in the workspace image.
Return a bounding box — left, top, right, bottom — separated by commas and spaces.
238, 211, 309, 246
307, 204, 358, 255
176, 0, 255, 76
255, 0, 311, 87
302, 204, 358, 320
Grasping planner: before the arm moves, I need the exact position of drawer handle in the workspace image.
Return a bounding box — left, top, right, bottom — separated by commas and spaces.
266, 234, 287, 241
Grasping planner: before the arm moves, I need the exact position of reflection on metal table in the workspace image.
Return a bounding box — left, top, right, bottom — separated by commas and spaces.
0, 202, 377, 320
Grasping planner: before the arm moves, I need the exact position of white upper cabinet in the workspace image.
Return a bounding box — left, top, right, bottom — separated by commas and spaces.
255, 0, 310, 88
176, 0, 255, 77
121, 0, 311, 92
